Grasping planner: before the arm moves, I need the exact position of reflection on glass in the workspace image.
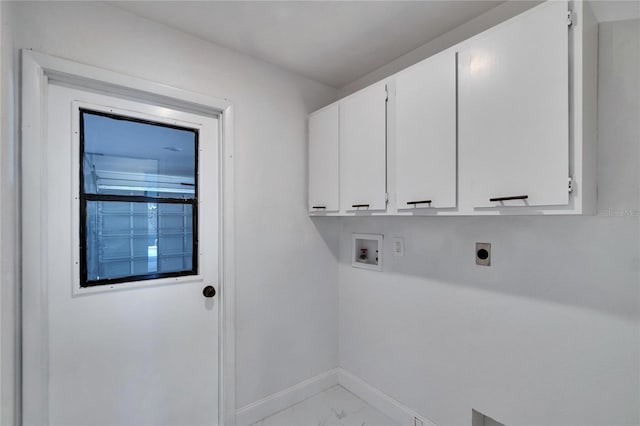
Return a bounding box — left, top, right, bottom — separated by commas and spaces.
82, 111, 197, 199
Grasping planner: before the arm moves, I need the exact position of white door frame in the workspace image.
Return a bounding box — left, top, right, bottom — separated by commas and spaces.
21, 49, 236, 426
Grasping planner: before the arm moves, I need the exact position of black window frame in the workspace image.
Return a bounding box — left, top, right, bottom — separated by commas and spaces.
79, 108, 199, 288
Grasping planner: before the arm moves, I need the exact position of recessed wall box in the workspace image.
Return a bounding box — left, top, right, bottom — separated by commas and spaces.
352, 234, 383, 271
472, 409, 505, 426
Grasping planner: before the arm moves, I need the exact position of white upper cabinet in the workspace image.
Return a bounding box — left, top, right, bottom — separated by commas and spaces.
458, 0, 570, 208
308, 104, 340, 212
395, 50, 457, 210
340, 82, 387, 211
307, 0, 596, 216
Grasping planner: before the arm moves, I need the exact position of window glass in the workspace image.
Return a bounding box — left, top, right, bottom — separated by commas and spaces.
85, 201, 194, 282
80, 110, 198, 287
82, 112, 196, 199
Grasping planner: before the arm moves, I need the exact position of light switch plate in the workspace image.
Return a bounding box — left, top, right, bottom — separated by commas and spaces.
391, 237, 404, 257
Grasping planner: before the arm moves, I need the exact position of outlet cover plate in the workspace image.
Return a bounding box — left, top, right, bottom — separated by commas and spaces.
391, 237, 404, 257
476, 242, 491, 266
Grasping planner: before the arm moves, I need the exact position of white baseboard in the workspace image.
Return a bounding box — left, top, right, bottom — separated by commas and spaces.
337, 368, 438, 426
235, 368, 339, 426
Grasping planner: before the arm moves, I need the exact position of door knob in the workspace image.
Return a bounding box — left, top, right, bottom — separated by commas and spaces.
202, 285, 216, 298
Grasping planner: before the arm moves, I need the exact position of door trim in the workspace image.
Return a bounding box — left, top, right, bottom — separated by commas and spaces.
21, 49, 236, 425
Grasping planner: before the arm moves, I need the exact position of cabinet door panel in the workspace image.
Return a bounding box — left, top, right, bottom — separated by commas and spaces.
459, 0, 569, 208
340, 83, 387, 211
395, 50, 457, 210
308, 105, 339, 212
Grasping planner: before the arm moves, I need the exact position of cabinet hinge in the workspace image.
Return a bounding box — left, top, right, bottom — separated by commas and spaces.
567, 10, 575, 27
385, 193, 389, 204
385, 85, 389, 102
568, 176, 574, 193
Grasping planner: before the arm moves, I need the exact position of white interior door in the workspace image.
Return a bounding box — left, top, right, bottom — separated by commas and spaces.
42, 83, 220, 425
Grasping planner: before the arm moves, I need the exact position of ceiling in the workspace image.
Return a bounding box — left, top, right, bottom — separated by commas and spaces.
111, 1, 504, 88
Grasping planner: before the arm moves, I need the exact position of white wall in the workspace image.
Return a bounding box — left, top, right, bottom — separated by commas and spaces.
0, 1, 18, 425
338, 1, 542, 98
5, 0, 340, 418
337, 17, 640, 426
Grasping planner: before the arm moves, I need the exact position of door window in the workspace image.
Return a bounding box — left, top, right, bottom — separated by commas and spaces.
79, 109, 198, 286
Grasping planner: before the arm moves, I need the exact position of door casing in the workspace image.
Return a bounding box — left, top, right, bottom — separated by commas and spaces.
20, 49, 236, 426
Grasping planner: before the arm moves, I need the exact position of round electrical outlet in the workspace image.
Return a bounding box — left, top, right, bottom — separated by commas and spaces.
477, 249, 489, 260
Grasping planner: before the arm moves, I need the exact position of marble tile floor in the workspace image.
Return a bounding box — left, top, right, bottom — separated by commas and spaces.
251, 385, 398, 426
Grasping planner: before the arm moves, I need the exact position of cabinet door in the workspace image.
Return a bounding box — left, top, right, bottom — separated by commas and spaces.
459, 0, 569, 208
340, 83, 387, 211
395, 50, 456, 210
308, 104, 339, 212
